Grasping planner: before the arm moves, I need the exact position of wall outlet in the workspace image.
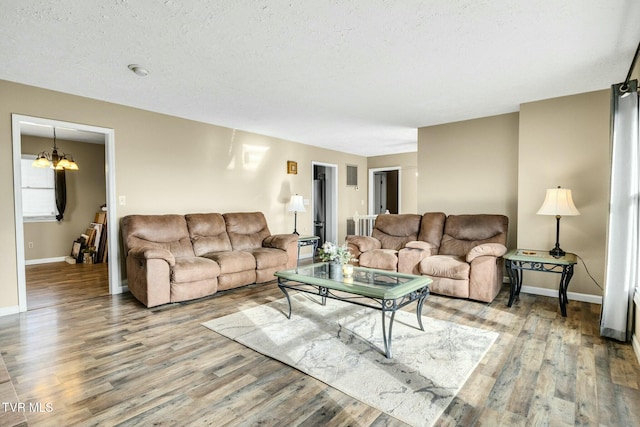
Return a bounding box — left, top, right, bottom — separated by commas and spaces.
119, 195, 126, 205
28, 242, 33, 249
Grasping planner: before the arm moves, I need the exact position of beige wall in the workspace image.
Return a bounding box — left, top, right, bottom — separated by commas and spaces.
367, 152, 418, 214
0, 80, 366, 310
518, 90, 610, 296
417, 94, 611, 298
21, 136, 106, 261
417, 113, 520, 250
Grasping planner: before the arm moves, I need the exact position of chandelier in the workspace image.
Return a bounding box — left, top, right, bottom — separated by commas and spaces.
32, 128, 79, 170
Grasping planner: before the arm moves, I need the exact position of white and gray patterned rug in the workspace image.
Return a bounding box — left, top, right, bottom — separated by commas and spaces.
202, 294, 498, 427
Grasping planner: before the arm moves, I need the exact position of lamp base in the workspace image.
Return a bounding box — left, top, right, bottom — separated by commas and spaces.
549, 247, 565, 258
292, 230, 299, 235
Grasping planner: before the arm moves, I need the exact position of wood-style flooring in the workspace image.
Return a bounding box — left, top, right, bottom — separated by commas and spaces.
0, 262, 639, 426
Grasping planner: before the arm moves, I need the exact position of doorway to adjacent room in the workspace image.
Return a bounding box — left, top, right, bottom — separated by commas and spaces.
311, 162, 338, 244
369, 167, 401, 214
11, 114, 120, 312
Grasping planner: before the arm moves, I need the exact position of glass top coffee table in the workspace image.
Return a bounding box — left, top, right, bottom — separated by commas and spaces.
274, 262, 432, 358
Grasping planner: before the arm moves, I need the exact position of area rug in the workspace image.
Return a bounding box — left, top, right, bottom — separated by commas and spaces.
202, 295, 498, 427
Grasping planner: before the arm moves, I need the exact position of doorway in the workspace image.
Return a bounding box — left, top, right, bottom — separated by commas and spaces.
11, 114, 120, 312
369, 167, 401, 214
312, 162, 338, 244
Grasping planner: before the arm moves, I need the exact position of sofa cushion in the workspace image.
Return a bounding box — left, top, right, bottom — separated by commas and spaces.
122, 214, 195, 258
171, 257, 220, 284
439, 214, 509, 257
246, 247, 288, 269
416, 212, 446, 249
359, 249, 399, 271
371, 214, 422, 250
419, 255, 470, 280
186, 213, 233, 256
202, 250, 256, 274
224, 212, 271, 250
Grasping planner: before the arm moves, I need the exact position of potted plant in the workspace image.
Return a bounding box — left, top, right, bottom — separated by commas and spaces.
318, 242, 353, 279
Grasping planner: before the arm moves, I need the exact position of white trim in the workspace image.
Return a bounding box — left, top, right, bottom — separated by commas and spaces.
311, 161, 338, 243
24, 257, 66, 265
520, 285, 602, 304
633, 334, 640, 365
634, 290, 640, 364
368, 166, 401, 214
11, 114, 121, 313
11, 116, 27, 312
0, 305, 20, 317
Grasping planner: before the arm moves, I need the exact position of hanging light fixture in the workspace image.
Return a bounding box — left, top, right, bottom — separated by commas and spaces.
32, 128, 79, 170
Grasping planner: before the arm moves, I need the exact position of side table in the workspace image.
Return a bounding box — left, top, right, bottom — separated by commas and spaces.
296, 235, 320, 266
505, 249, 577, 317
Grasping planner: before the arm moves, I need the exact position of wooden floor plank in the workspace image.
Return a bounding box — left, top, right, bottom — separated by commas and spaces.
0, 262, 638, 426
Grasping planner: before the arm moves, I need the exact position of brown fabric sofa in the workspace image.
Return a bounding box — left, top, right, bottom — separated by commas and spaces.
346, 214, 422, 271
347, 213, 508, 303
121, 212, 297, 307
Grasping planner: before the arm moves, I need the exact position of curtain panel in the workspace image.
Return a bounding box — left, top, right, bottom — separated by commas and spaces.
55, 169, 66, 221
601, 80, 639, 341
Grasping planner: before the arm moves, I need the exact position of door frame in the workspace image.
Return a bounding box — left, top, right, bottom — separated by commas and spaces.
311, 161, 338, 243
368, 166, 401, 214
11, 114, 120, 312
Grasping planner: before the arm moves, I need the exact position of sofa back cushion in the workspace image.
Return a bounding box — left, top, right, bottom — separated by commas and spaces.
185, 213, 233, 256
417, 212, 447, 249
121, 214, 195, 258
371, 214, 422, 250
439, 214, 509, 257
223, 212, 271, 250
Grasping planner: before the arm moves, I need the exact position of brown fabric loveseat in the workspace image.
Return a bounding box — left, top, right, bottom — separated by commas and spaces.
346, 213, 508, 303
121, 212, 297, 307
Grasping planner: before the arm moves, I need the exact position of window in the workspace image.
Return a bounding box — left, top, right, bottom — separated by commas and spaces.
21, 155, 57, 221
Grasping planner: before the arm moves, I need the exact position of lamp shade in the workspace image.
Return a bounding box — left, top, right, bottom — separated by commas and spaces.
288, 195, 306, 212
536, 187, 580, 216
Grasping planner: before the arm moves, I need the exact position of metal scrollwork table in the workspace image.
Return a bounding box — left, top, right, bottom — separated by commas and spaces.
275, 263, 431, 358
505, 249, 577, 317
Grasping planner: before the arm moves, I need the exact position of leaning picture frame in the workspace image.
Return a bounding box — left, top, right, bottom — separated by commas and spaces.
71, 241, 82, 259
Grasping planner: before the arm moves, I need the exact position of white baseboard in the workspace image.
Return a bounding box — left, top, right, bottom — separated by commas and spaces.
25, 256, 66, 265
0, 305, 20, 317
520, 285, 602, 304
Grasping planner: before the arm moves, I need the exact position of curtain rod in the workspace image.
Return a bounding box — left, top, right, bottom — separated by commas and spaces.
622, 41, 640, 90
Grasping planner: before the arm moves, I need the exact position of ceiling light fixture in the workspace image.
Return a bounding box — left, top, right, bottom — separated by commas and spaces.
128, 64, 149, 77
32, 127, 79, 170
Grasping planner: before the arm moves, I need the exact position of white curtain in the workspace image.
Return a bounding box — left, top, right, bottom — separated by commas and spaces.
601, 80, 639, 341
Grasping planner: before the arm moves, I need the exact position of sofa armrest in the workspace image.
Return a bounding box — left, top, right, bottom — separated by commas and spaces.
466, 243, 507, 263
264, 234, 299, 268
129, 246, 176, 267
263, 234, 298, 250
398, 241, 438, 274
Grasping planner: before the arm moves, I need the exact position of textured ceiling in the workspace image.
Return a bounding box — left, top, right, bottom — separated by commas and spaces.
2, 1, 640, 156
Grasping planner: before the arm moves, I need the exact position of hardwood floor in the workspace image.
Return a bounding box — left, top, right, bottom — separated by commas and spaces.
1, 262, 639, 426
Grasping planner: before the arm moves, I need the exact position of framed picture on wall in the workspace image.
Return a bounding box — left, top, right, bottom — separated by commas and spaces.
287, 160, 297, 174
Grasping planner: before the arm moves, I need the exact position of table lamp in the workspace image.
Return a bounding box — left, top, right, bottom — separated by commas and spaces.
288, 194, 305, 235
536, 186, 580, 257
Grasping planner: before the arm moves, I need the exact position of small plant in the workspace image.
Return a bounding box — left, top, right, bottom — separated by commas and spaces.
318, 241, 353, 264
